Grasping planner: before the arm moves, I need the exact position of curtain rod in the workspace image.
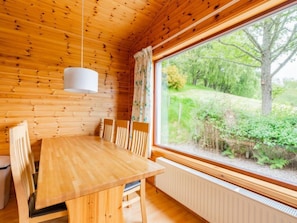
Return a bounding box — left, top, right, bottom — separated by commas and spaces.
152, 0, 240, 50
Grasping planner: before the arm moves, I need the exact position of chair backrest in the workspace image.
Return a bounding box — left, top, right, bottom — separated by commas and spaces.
10, 124, 35, 222
102, 119, 115, 142
18, 120, 36, 174
128, 121, 149, 158
115, 120, 129, 149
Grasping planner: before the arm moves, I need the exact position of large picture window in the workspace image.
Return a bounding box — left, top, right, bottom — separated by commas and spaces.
155, 4, 297, 187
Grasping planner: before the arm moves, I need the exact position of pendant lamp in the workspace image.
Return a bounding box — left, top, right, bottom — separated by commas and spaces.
64, 0, 98, 93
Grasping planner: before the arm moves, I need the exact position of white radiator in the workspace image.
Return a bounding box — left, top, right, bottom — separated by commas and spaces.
155, 157, 297, 223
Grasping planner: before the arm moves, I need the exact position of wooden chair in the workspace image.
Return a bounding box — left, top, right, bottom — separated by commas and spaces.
101, 118, 115, 142
114, 120, 129, 149
9, 124, 68, 223
123, 121, 149, 223
18, 120, 38, 186
128, 121, 149, 157
18, 121, 36, 173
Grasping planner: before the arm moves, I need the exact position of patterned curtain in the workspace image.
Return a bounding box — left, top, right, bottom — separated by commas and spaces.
131, 46, 152, 122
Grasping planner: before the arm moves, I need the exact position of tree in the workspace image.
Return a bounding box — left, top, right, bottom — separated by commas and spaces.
175, 41, 259, 97
219, 7, 297, 115
162, 65, 186, 90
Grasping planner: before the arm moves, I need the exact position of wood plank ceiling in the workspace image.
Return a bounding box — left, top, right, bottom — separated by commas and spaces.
1, 0, 168, 50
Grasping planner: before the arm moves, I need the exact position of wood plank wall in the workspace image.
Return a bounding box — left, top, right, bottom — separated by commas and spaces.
0, 0, 131, 158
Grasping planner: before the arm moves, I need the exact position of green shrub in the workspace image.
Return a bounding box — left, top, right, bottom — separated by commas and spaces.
194, 100, 297, 169
167, 88, 297, 169
232, 114, 297, 149
163, 65, 186, 90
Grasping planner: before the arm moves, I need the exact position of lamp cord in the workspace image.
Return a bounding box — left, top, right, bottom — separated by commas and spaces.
81, 0, 84, 67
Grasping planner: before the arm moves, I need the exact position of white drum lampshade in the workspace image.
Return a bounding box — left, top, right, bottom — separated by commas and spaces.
64, 67, 98, 93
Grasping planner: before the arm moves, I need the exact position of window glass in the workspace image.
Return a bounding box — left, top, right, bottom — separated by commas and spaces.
155, 5, 297, 186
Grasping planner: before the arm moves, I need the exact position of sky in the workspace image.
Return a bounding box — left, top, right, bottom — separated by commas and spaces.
272, 58, 297, 84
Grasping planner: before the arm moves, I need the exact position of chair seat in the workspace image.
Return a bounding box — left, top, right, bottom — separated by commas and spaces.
28, 192, 67, 218
124, 180, 141, 192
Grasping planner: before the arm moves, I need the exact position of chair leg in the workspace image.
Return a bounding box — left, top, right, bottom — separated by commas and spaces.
140, 179, 147, 223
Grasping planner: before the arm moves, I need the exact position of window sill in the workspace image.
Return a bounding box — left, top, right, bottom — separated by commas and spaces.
151, 146, 297, 209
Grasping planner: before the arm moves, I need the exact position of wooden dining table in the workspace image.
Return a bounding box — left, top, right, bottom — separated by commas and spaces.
35, 135, 165, 223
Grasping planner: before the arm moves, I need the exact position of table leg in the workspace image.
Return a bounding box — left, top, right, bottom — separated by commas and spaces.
66, 185, 125, 223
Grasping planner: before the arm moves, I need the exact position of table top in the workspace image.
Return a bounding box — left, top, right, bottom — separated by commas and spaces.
35, 136, 164, 209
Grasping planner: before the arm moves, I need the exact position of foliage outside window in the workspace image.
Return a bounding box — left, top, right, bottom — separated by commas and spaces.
155, 5, 297, 186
